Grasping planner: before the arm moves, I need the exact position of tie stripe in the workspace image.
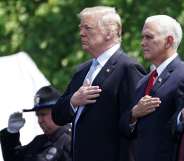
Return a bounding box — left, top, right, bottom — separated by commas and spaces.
145, 69, 158, 95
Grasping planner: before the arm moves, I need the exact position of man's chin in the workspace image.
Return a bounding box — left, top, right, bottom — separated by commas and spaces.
82, 46, 90, 53
144, 53, 151, 60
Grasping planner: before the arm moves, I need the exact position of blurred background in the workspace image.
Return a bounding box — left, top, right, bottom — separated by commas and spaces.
0, 0, 184, 91
0, 0, 183, 160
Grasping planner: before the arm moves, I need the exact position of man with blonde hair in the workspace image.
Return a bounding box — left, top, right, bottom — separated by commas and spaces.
52, 6, 145, 161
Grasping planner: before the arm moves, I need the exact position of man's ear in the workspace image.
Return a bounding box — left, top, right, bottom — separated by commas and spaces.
105, 31, 112, 41
165, 35, 174, 49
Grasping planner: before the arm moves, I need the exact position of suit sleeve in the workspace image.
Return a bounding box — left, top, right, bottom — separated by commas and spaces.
119, 63, 146, 138
51, 71, 80, 126
52, 61, 91, 126
0, 128, 22, 161
52, 83, 75, 126
171, 80, 184, 139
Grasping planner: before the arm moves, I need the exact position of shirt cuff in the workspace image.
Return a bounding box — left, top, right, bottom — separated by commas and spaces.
177, 112, 184, 132
129, 121, 137, 133
177, 112, 182, 125
70, 102, 77, 112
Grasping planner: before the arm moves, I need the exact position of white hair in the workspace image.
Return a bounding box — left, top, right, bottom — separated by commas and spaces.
79, 6, 122, 42
145, 15, 182, 49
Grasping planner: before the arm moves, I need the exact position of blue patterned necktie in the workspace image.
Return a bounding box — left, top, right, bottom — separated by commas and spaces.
84, 59, 99, 83
73, 59, 99, 150
75, 59, 99, 124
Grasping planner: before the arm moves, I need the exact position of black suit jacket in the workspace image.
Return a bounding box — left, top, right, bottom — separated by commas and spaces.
52, 48, 146, 161
123, 57, 184, 161
172, 113, 184, 161
172, 80, 184, 161
0, 126, 72, 161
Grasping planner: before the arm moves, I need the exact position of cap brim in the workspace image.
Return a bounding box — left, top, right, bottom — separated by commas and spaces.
22, 104, 54, 112
22, 108, 35, 112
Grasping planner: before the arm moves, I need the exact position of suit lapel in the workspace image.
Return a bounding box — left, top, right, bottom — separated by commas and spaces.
137, 56, 181, 96
134, 75, 149, 102
80, 49, 121, 116
76, 60, 92, 86
151, 69, 171, 94
151, 57, 180, 95
92, 51, 120, 87
137, 75, 149, 91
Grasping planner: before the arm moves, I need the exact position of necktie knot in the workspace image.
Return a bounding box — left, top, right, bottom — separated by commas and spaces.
92, 59, 99, 67
145, 69, 158, 95
151, 69, 158, 78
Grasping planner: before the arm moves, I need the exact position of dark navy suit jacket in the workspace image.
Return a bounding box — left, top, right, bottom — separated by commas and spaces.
52, 48, 146, 161
121, 57, 184, 161
172, 80, 184, 161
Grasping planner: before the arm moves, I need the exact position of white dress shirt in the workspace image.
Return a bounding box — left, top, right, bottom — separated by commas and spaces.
130, 53, 178, 130
152, 53, 184, 127
74, 43, 120, 124
156, 53, 178, 77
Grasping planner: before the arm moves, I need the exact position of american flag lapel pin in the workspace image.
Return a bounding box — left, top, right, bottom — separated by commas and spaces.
158, 77, 162, 83
106, 68, 110, 72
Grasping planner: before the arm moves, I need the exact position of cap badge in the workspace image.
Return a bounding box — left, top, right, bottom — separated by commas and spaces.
34, 95, 40, 105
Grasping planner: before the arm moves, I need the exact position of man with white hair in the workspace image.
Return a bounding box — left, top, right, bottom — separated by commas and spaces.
120, 15, 184, 161
52, 6, 145, 161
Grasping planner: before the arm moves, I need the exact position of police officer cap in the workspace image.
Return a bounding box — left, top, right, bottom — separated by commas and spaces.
23, 85, 61, 112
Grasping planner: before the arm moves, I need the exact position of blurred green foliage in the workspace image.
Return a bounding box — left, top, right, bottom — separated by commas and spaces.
0, 0, 183, 91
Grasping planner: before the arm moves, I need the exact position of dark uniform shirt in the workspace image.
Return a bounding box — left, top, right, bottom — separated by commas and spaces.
0, 125, 72, 161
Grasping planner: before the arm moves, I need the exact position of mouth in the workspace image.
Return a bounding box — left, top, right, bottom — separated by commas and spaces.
81, 40, 88, 45
81, 42, 89, 48
143, 49, 150, 53
81, 42, 87, 45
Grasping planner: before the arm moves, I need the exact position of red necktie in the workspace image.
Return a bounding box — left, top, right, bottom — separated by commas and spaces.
179, 134, 184, 161
145, 69, 158, 95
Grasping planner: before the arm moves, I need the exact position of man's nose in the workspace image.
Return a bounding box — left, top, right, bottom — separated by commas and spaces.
80, 28, 85, 37
141, 38, 145, 47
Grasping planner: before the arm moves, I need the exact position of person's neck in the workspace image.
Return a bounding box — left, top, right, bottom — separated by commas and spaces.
46, 126, 60, 136
92, 42, 119, 58
153, 49, 176, 67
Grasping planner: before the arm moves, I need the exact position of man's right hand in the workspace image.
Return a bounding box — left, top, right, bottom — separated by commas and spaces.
7, 112, 25, 133
131, 95, 161, 122
70, 79, 102, 107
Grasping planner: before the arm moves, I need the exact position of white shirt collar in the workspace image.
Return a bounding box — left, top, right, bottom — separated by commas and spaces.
95, 43, 120, 67
156, 53, 178, 76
